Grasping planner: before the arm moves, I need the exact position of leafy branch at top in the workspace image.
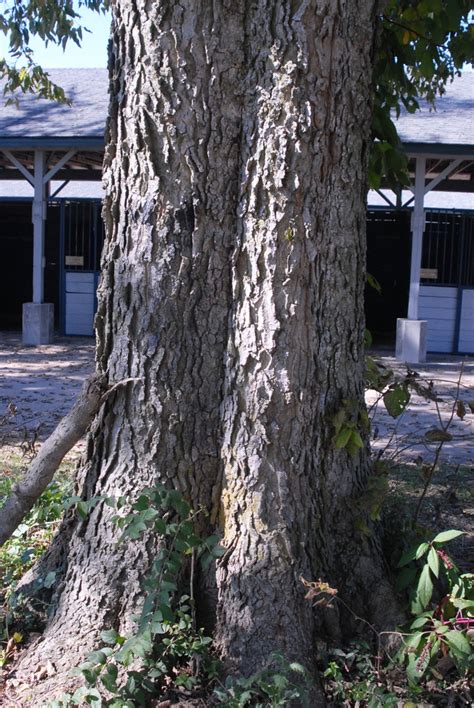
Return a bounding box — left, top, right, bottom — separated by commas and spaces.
0, 0, 110, 102
370, 0, 473, 189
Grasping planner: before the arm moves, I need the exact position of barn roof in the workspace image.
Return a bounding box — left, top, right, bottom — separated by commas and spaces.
0, 67, 472, 196
0, 68, 471, 147
0, 69, 107, 186
396, 71, 474, 153
395, 72, 474, 195
0, 68, 108, 147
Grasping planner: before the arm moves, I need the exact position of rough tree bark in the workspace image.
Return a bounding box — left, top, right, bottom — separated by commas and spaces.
215, 0, 398, 673
14, 0, 399, 700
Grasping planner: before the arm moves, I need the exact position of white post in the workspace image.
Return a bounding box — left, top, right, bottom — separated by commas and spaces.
32, 150, 46, 304
407, 156, 426, 320
23, 150, 53, 344
396, 156, 427, 362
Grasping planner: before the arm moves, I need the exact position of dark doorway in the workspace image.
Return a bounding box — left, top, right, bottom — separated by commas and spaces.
0, 201, 33, 329
366, 209, 412, 346
0, 200, 60, 329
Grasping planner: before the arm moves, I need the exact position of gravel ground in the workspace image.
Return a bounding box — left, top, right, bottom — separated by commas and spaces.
0, 332, 473, 467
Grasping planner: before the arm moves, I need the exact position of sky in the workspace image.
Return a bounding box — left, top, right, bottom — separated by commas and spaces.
0, 7, 110, 68
0, 8, 471, 72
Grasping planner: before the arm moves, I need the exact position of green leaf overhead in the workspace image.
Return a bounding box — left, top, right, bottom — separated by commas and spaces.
371, 0, 473, 188
0, 0, 110, 101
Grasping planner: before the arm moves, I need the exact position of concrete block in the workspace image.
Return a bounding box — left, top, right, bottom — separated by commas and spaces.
22, 303, 54, 345
396, 318, 427, 364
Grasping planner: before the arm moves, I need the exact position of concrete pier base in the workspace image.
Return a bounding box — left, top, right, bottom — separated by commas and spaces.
396, 318, 427, 363
22, 303, 54, 345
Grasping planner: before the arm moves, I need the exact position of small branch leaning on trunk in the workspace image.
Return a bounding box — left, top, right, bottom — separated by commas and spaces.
0, 373, 140, 547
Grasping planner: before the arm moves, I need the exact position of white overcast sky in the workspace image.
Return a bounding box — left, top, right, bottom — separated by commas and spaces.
0, 7, 110, 68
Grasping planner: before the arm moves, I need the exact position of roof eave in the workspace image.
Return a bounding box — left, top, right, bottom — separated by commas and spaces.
0, 136, 104, 150
402, 142, 474, 159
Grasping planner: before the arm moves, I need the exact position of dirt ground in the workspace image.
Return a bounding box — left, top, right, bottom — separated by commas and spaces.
0, 332, 95, 454
1, 332, 472, 464
1, 333, 471, 557
0, 333, 473, 706
366, 353, 474, 467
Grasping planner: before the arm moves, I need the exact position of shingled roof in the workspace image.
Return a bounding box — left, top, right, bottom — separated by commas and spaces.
0, 68, 472, 201
0, 68, 108, 147
0, 68, 472, 145
396, 71, 474, 152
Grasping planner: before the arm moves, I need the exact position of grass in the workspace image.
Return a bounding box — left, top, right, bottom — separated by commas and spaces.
388, 462, 473, 504
0, 445, 80, 648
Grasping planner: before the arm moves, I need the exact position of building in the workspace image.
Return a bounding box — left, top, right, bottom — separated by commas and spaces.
0, 69, 106, 341
0, 69, 473, 358
367, 72, 474, 359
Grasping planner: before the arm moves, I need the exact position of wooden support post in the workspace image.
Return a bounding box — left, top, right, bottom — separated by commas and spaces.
32, 150, 46, 304
407, 156, 426, 320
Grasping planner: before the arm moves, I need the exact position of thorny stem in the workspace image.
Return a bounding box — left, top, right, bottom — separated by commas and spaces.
446, 362, 465, 430
412, 443, 444, 526
190, 547, 196, 632
433, 394, 444, 430
425, 377, 471, 390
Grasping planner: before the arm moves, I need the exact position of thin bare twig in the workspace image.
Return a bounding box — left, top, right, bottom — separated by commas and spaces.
413, 363, 465, 525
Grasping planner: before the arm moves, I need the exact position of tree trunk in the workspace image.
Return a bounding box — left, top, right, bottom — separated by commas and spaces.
215, 0, 399, 674
15, 0, 399, 700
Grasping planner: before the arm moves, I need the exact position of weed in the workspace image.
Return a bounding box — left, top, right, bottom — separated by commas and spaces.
396, 530, 473, 684
213, 652, 311, 707
1, 477, 71, 644
322, 641, 401, 706
51, 485, 223, 706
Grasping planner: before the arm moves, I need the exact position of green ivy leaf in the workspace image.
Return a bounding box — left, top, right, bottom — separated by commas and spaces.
397, 546, 419, 567
80, 668, 98, 686
133, 495, 151, 511
87, 650, 107, 666
405, 656, 418, 686
410, 614, 431, 629
366, 272, 382, 294
350, 430, 364, 449
334, 426, 352, 448
424, 428, 453, 442
212, 544, 226, 558
396, 565, 417, 591
100, 665, 118, 692
383, 385, 410, 418
76, 500, 89, 519
100, 628, 121, 645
